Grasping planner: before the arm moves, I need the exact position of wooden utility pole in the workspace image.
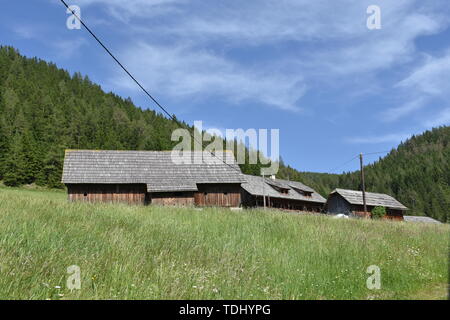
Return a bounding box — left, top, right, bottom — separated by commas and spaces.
262, 174, 266, 210
359, 153, 367, 213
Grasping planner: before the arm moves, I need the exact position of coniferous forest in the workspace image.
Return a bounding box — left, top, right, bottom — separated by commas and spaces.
0, 46, 448, 222
278, 127, 450, 223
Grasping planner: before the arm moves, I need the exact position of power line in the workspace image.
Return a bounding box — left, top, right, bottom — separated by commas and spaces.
328, 155, 359, 173
60, 0, 243, 174
328, 149, 392, 173
61, 0, 174, 120
363, 150, 391, 156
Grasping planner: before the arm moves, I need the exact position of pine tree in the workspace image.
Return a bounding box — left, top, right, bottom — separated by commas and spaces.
3, 133, 27, 186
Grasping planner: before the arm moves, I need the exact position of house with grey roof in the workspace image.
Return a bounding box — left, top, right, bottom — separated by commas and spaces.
62, 150, 245, 207
326, 188, 408, 220
240, 174, 326, 212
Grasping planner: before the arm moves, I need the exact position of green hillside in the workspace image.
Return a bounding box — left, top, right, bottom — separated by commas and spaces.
0, 187, 448, 299
0, 46, 190, 188
0, 46, 448, 222
277, 127, 450, 222
0, 46, 265, 189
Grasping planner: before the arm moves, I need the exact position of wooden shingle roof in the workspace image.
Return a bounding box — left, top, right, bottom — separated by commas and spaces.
62, 150, 245, 192
241, 174, 326, 204
330, 188, 408, 210
404, 216, 441, 224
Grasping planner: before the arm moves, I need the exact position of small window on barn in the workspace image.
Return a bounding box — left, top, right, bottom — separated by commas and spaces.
224, 192, 228, 195
267, 183, 289, 194
204, 192, 208, 196
84, 192, 88, 197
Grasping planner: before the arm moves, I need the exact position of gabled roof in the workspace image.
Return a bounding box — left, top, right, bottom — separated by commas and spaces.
241, 174, 326, 204
62, 150, 245, 192
404, 216, 442, 224
330, 188, 408, 210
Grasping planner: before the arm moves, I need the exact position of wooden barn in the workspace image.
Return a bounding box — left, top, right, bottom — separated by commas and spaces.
326, 188, 407, 220
61, 150, 245, 207
240, 174, 326, 212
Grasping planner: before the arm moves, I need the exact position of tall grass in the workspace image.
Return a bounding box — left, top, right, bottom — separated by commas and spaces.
0, 186, 448, 299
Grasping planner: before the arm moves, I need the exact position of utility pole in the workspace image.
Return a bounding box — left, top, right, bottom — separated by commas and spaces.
359, 153, 367, 213
262, 174, 266, 210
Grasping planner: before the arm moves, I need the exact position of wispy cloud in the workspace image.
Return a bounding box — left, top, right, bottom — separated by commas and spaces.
398, 50, 450, 95
346, 133, 413, 144
423, 107, 450, 127
380, 98, 426, 122
11, 22, 88, 60
382, 49, 450, 123
12, 25, 38, 39
73, 0, 183, 23
111, 42, 305, 111
67, 0, 450, 115
52, 38, 88, 59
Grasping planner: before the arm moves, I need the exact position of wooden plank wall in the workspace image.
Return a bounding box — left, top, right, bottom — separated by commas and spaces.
150, 192, 195, 206
67, 184, 146, 205
352, 211, 372, 219
253, 196, 323, 212
383, 214, 404, 221
67, 183, 244, 208
194, 184, 241, 207
352, 205, 405, 220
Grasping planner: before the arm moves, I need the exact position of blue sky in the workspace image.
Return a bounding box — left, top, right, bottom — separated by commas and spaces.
1, 0, 450, 173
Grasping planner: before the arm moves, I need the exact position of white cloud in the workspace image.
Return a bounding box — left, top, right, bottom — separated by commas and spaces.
398, 51, 450, 95
346, 133, 413, 144
13, 25, 37, 39
111, 43, 305, 111
52, 38, 88, 59
11, 23, 87, 60
380, 98, 426, 122
71, 0, 450, 113
73, 0, 183, 22
423, 108, 450, 127
382, 50, 450, 123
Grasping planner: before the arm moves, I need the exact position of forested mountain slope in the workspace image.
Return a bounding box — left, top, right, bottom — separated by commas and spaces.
0, 46, 448, 222
0, 46, 265, 187
278, 127, 450, 222
0, 46, 198, 187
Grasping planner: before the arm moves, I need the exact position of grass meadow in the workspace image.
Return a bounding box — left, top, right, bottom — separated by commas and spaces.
0, 186, 448, 300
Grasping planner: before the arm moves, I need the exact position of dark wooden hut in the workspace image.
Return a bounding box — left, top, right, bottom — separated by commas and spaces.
240, 174, 326, 212
62, 150, 244, 207
326, 188, 407, 220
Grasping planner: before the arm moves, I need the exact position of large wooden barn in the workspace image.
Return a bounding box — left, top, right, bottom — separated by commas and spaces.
240, 174, 326, 212
61, 150, 245, 207
326, 188, 407, 220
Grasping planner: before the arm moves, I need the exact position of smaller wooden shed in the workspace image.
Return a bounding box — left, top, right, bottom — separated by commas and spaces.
326, 188, 407, 220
